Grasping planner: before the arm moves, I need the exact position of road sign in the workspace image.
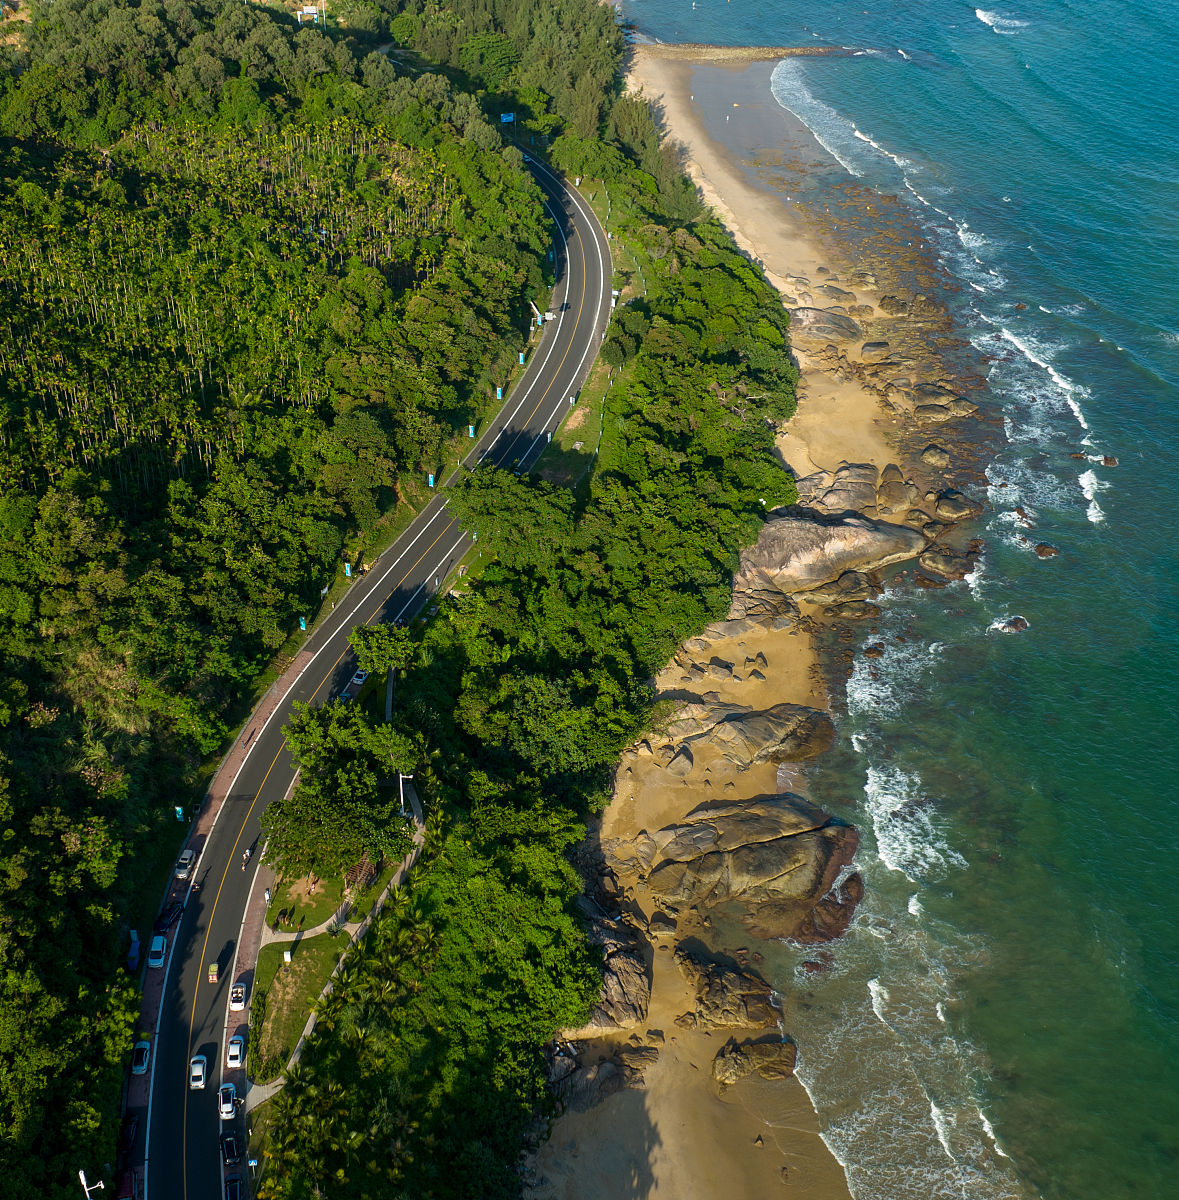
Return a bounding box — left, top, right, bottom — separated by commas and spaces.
344, 562, 352, 578
500, 113, 515, 123
519, 352, 525, 365
468, 425, 475, 437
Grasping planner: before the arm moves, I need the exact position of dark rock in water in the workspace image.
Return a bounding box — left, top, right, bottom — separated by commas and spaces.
1034, 543, 1059, 559
933, 489, 983, 522
993, 615, 1030, 634
878, 293, 908, 315
922, 444, 952, 469
712, 1037, 797, 1088
864, 643, 885, 659
919, 543, 980, 580
1014, 302, 1027, 310
789, 872, 864, 943
1103, 455, 1119, 467
825, 600, 881, 620
674, 947, 779, 1030
789, 306, 863, 341
1069, 453, 1086, 460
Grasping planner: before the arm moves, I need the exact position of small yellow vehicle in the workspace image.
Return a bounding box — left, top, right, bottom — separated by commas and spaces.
208, 962, 219, 984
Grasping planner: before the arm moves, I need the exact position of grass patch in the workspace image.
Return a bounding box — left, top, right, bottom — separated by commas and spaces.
535, 355, 614, 490
253, 933, 344, 1082
265, 874, 344, 932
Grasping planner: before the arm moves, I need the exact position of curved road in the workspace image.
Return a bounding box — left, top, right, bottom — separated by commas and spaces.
141, 159, 612, 1200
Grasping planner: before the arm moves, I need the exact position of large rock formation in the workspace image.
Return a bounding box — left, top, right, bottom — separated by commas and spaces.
659, 700, 835, 767
733, 511, 926, 599
644, 794, 859, 940
789, 306, 862, 341
712, 1037, 798, 1088
584, 915, 650, 1031
674, 947, 779, 1030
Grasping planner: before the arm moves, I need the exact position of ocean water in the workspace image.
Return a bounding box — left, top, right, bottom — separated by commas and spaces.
622, 4, 1179, 1199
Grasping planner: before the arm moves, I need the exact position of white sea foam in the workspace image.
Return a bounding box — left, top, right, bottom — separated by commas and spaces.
980, 1111, 1012, 1159
930, 1102, 958, 1161
936, 1001, 947, 1024
770, 59, 866, 177
1078, 469, 1109, 523
976, 9, 1031, 35
864, 764, 969, 882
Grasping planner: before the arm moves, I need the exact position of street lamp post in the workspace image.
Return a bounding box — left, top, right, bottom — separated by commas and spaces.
78, 1170, 105, 1197
398, 772, 414, 817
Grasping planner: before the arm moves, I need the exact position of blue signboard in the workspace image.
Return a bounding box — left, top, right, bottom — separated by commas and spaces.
428, 473, 435, 488
500, 113, 515, 123
468, 425, 475, 437
344, 562, 352, 578
299, 616, 306, 631
496, 386, 503, 400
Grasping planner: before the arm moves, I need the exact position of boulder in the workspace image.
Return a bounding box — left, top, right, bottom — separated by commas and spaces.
1034, 543, 1058, 559
733, 511, 927, 598
918, 542, 980, 580
796, 462, 879, 516
674, 947, 779, 1030
789, 307, 862, 341
667, 745, 694, 777
933, 489, 983, 522
992, 615, 1030, 634
876, 464, 920, 517
921, 444, 951, 469
712, 1037, 798, 1088
662, 702, 835, 767
645, 794, 860, 940
555, 1045, 658, 1112
585, 915, 650, 1030
860, 340, 891, 363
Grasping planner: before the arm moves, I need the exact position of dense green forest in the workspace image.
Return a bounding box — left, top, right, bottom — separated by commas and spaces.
0, 0, 558, 1191
0, 0, 800, 1194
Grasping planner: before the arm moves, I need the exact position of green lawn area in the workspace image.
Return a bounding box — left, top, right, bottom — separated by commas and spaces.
252, 932, 344, 1082
265, 873, 344, 932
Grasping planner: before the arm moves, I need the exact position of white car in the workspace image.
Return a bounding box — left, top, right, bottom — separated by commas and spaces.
131, 1041, 151, 1076
350, 669, 368, 687
229, 982, 247, 1012
146, 934, 167, 969
218, 1083, 236, 1121
174, 849, 196, 880
189, 1054, 207, 1090
226, 1036, 244, 1070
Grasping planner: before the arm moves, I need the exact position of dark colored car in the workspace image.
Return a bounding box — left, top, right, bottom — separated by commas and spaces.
225, 1174, 244, 1200
153, 901, 184, 932
119, 1113, 139, 1156
221, 1131, 241, 1165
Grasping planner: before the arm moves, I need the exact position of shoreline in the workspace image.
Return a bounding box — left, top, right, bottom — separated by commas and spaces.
528, 46, 992, 1200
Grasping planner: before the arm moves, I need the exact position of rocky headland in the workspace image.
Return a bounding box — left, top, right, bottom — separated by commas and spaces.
525, 50, 993, 1200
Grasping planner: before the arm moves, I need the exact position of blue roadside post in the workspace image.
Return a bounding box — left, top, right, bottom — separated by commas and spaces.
519, 352, 526, 365
468, 425, 475, 437
428, 473, 435, 488
344, 562, 352, 578
497, 386, 503, 400
299, 616, 306, 631
174, 806, 184, 822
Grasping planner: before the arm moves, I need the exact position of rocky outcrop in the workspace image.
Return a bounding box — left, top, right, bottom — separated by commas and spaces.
585, 915, 650, 1031
674, 947, 779, 1030
657, 701, 834, 767
789, 306, 862, 341
712, 1037, 797, 1088
644, 794, 859, 940
552, 1044, 660, 1112
733, 511, 927, 598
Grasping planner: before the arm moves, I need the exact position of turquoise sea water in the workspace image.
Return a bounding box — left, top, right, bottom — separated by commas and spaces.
623, 4, 1179, 1198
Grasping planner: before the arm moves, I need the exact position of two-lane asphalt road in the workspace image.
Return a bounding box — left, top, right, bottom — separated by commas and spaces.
142, 159, 612, 1200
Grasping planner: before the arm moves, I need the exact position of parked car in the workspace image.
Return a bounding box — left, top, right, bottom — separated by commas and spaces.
175, 848, 196, 880
339, 688, 354, 703
218, 1083, 236, 1121
225, 1175, 244, 1200
153, 901, 184, 932
147, 934, 167, 969
229, 982, 247, 1012
119, 1114, 139, 1155
350, 669, 368, 687
189, 1054, 207, 1090
131, 1041, 150, 1076
226, 1036, 245, 1069
221, 1131, 241, 1165
127, 930, 140, 972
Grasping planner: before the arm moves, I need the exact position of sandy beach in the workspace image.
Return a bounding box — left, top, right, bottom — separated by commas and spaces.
528, 42, 987, 1200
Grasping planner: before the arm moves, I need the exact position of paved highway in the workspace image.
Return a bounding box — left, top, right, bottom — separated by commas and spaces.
140, 159, 612, 1200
